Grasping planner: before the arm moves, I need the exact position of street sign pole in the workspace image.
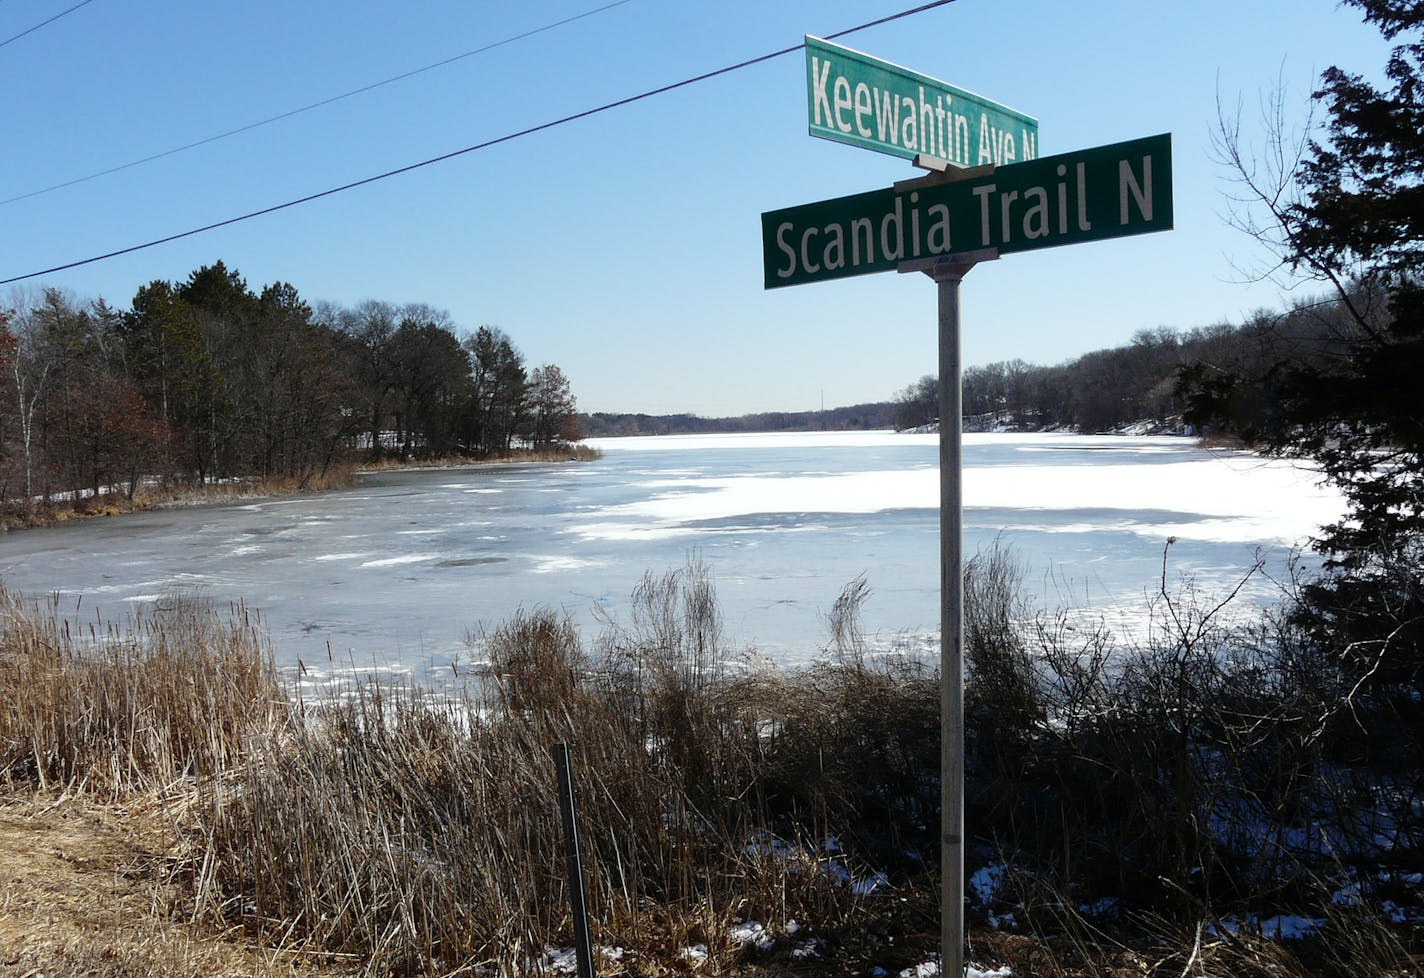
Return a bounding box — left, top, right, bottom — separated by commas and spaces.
899, 163, 999, 978
908, 248, 995, 977
940, 259, 967, 978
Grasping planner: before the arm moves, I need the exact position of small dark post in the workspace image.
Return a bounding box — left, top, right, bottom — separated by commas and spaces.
553, 741, 596, 978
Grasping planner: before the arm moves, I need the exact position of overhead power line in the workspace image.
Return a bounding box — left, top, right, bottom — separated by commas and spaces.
0, 0, 97, 50
0, 0, 636, 207
0, 0, 959, 286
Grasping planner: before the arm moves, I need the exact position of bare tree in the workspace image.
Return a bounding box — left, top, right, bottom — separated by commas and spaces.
3, 291, 54, 503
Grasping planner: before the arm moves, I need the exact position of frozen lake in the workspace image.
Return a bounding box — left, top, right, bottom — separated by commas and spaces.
0, 432, 1343, 674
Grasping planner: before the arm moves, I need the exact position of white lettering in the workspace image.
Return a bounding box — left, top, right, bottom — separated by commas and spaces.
881, 197, 905, 261
1120, 156, 1153, 224
909, 191, 921, 258
823, 224, 845, 270
833, 77, 853, 132
775, 222, 796, 278
973, 183, 996, 245
999, 189, 1019, 242
800, 227, 820, 274
900, 95, 917, 150
851, 217, 874, 265
1076, 162, 1092, 232
1022, 186, 1050, 239
1056, 164, 1069, 234
977, 116, 993, 164
853, 83, 872, 138
873, 88, 899, 144
810, 58, 832, 128
919, 87, 935, 157
927, 203, 951, 253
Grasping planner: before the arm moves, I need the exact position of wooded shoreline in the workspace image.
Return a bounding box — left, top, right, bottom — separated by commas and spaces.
0, 443, 600, 533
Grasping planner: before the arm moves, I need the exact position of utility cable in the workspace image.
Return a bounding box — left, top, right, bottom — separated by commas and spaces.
0, 0, 97, 51
1, 0, 636, 207
0, 0, 959, 286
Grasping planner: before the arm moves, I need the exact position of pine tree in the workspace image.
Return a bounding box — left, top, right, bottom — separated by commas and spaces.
1188, 0, 1424, 686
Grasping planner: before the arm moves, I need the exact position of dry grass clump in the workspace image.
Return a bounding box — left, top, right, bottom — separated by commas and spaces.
0, 467, 361, 533
185, 563, 882, 974
355, 444, 602, 473
959, 546, 1423, 976
0, 590, 286, 796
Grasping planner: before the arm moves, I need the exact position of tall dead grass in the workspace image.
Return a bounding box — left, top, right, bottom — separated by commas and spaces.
1, 547, 1418, 976
0, 590, 285, 796
185, 563, 890, 974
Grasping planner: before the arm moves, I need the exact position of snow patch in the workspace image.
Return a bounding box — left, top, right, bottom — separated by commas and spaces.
529, 555, 607, 574
1260, 915, 1325, 940
969, 864, 1005, 906
728, 920, 774, 951
359, 553, 438, 568
586, 431, 931, 452
895, 962, 1011, 978
791, 938, 822, 959
853, 870, 890, 896
1209, 914, 1325, 940
572, 443, 1341, 547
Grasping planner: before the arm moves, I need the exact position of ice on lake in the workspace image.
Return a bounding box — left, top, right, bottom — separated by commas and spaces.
0, 432, 1343, 674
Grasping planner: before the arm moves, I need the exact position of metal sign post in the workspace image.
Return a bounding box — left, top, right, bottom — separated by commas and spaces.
899, 162, 999, 977
553, 742, 597, 978
935, 257, 970, 978
940, 252, 995, 977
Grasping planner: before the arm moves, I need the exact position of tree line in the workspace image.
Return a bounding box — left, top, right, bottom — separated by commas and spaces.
891, 292, 1362, 434
582, 402, 897, 437
0, 261, 583, 507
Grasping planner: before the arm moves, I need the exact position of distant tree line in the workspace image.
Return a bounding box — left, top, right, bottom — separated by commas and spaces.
582, 402, 897, 437
592, 296, 1362, 441
892, 293, 1360, 433
0, 261, 582, 507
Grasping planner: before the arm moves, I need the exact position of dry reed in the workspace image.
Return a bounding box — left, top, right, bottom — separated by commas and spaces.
1, 548, 1418, 976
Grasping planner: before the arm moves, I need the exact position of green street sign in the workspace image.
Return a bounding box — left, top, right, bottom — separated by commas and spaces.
762, 133, 1173, 290
806, 35, 1038, 165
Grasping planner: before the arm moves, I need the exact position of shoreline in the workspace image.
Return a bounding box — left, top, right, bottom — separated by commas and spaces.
0, 444, 601, 534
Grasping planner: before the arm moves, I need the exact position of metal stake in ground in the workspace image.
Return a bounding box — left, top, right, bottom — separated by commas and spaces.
899, 160, 999, 974
553, 742, 597, 978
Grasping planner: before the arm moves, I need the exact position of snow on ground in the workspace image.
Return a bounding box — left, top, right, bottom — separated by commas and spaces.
870, 963, 1011, 978
585, 431, 939, 452
577, 433, 1342, 546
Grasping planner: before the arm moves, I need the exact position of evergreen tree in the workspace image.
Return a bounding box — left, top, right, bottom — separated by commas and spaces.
1189, 0, 1424, 686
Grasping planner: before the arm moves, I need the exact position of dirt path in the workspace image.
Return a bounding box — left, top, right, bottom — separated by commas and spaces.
0, 792, 350, 977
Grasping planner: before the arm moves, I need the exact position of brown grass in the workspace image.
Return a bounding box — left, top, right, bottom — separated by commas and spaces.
355, 443, 602, 472
0, 467, 362, 533
0, 590, 287, 797
0, 552, 1419, 976
0, 445, 601, 533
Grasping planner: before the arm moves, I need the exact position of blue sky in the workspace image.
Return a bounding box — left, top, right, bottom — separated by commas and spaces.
0, 0, 1393, 415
